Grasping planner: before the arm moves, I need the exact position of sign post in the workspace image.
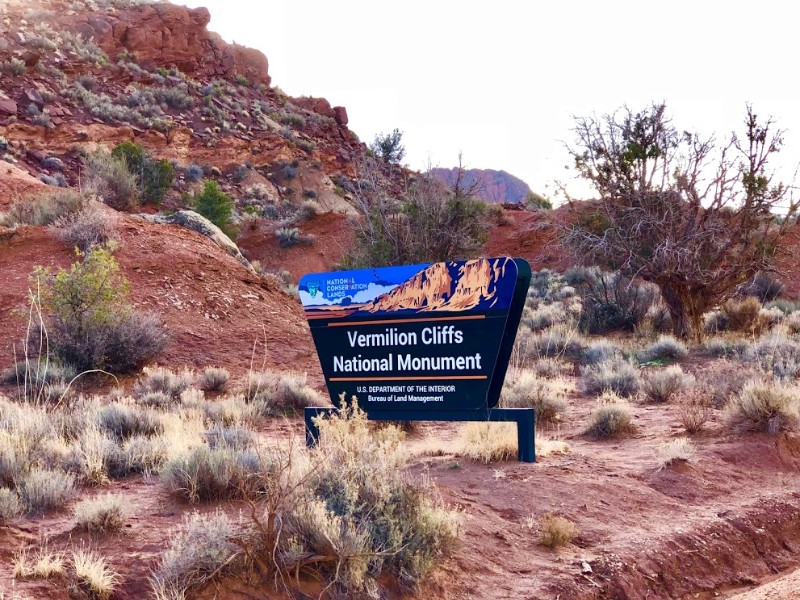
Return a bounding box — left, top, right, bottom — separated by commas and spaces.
299, 257, 535, 461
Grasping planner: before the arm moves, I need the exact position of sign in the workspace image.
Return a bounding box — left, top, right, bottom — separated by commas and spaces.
299, 257, 531, 414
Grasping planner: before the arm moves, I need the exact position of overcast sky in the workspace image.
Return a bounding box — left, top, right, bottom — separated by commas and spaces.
180, 0, 798, 202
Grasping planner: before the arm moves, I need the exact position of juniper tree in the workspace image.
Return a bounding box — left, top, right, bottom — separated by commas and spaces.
561, 103, 795, 341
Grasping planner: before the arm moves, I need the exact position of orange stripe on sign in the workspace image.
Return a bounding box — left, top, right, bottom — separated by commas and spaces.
329, 375, 488, 382
328, 315, 486, 327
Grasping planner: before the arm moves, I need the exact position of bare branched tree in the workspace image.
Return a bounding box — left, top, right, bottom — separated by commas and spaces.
560, 103, 796, 341
344, 157, 489, 268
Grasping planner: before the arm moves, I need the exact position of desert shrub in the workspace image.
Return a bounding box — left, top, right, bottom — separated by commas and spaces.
529, 357, 573, 378
728, 381, 799, 433
0, 57, 25, 76
0, 488, 22, 521
675, 386, 715, 433
742, 271, 785, 303
704, 310, 729, 333
787, 312, 800, 335
296, 402, 458, 593
134, 367, 193, 399
4, 189, 87, 227
705, 336, 751, 358
583, 340, 624, 365
523, 302, 569, 331
640, 365, 695, 403
161, 445, 266, 502
657, 437, 695, 468
245, 370, 326, 414
275, 226, 301, 247
150, 86, 195, 110
150, 510, 240, 600
52, 202, 117, 251
722, 297, 762, 333
112, 435, 168, 477
586, 392, 633, 438
294, 198, 321, 223
747, 335, 800, 380
568, 267, 660, 334
85, 150, 141, 211
97, 403, 163, 441
538, 514, 578, 548
71, 549, 120, 600
192, 180, 235, 235
581, 358, 640, 397
501, 371, 569, 421
12, 547, 65, 580
198, 366, 229, 392
185, 163, 203, 182
638, 335, 688, 364
757, 307, 785, 332
74, 493, 125, 533
16, 469, 75, 515
35, 247, 167, 372
527, 324, 586, 359
111, 141, 174, 205
639, 304, 673, 335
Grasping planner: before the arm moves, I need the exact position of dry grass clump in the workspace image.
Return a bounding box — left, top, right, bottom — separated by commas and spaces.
657, 437, 696, 469
197, 366, 229, 392
458, 422, 517, 463
523, 302, 569, 331
150, 510, 239, 600
583, 340, 625, 365
675, 386, 715, 434
538, 514, 578, 548
13, 547, 66, 580
529, 357, 573, 378
501, 370, 570, 421
581, 358, 641, 397
586, 392, 633, 438
4, 189, 86, 227
161, 443, 267, 503
16, 469, 76, 515
746, 334, 800, 380
52, 202, 118, 252
72, 549, 120, 600
728, 381, 799, 433
244, 370, 326, 414
638, 335, 688, 363
0, 488, 23, 521
723, 297, 762, 332
74, 494, 125, 533
97, 402, 163, 441
134, 367, 194, 400
526, 324, 586, 360
641, 365, 695, 403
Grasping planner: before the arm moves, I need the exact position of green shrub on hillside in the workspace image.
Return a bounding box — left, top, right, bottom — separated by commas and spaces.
192, 180, 235, 236
111, 141, 174, 205
34, 247, 167, 373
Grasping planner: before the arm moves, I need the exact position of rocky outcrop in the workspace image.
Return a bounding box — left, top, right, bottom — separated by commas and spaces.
430, 167, 532, 204
69, 3, 270, 85
140, 210, 251, 268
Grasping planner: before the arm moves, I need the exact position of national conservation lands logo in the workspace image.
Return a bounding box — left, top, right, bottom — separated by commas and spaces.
299, 257, 531, 414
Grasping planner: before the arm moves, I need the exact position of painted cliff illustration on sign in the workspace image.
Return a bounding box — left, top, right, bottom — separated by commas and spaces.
299, 257, 517, 318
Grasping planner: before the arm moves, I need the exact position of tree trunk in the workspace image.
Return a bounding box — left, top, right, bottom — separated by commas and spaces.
661, 285, 706, 343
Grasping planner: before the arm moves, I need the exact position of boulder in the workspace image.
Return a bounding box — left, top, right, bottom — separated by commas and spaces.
141, 210, 250, 268
333, 106, 348, 126
0, 99, 17, 116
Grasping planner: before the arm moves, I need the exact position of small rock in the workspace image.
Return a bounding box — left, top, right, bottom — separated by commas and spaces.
210, 166, 222, 177
581, 561, 592, 574
0, 98, 17, 116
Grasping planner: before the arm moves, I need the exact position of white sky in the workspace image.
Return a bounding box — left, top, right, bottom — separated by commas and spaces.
180, 0, 799, 202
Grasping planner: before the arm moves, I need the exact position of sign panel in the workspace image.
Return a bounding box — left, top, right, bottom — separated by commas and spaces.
299, 257, 530, 414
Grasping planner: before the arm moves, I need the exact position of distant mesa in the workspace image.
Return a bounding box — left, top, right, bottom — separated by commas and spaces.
364, 257, 513, 313
430, 168, 532, 204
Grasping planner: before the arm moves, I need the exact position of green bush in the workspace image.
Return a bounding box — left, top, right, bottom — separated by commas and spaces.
192, 180, 235, 235
35, 247, 167, 372
111, 141, 174, 205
